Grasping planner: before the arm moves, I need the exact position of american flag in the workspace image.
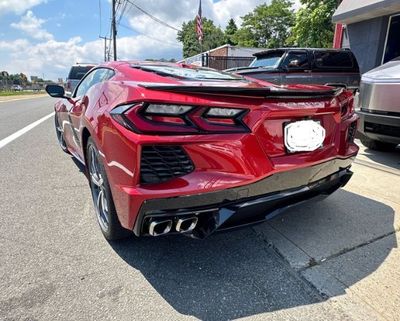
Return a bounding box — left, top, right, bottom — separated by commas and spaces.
196, 0, 203, 42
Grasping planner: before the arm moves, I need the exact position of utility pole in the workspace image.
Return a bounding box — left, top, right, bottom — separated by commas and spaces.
99, 36, 110, 62
112, 0, 117, 61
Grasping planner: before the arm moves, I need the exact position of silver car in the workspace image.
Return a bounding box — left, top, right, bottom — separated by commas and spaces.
65, 64, 95, 94
357, 57, 400, 151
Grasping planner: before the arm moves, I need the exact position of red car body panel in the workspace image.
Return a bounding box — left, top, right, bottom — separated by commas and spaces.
53, 61, 359, 238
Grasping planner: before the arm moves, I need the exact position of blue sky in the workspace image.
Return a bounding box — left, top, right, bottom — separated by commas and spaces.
0, 0, 297, 80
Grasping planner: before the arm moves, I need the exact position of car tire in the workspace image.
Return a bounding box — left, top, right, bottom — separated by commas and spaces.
359, 135, 398, 152
55, 115, 69, 153
86, 137, 131, 240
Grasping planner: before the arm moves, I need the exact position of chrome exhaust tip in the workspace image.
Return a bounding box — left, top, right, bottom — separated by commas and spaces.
176, 216, 198, 233
148, 219, 173, 236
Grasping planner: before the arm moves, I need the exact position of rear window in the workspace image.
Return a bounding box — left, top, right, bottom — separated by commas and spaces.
250, 51, 285, 68
132, 64, 245, 81
314, 52, 353, 69
68, 66, 94, 80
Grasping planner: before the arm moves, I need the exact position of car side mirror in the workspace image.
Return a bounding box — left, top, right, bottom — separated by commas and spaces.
45, 84, 67, 99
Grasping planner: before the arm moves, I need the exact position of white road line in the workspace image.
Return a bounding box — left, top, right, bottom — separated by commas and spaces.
0, 112, 55, 149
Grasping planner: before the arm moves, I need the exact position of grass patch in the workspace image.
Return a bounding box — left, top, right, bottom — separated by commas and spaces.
0, 91, 45, 97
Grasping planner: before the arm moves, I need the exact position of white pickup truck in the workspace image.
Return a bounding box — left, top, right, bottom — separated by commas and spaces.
357, 57, 400, 151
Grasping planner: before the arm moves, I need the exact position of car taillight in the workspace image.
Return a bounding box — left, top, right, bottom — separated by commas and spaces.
337, 90, 354, 119
110, 103, 249, 135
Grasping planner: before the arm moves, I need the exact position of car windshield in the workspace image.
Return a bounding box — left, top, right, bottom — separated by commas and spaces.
133, 64, 245, 81
250, 52, 284, 68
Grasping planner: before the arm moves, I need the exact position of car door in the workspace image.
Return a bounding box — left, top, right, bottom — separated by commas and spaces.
280, 50, 312, 85
250, 69, 284, 85
66, 68, 113, 160
311, 51, 360, 90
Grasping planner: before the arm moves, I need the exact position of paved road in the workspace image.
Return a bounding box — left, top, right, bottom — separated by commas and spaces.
0, 97, 399, 321
0, 96, 53, 140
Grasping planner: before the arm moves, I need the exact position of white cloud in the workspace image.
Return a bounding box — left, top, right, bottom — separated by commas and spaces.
0, 0, 301, 80
0, 35, 181, 80
0, 38, 30, 51
0, 0, 46, 15
212, 0, 272, 26
123, 0, 301, 31
120, 0, 271, 57
1, 3, 182, 80
11, 10, 53, 40
122, 0, 276, 30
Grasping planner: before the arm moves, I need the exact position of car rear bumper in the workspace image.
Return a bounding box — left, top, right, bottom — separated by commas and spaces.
133, 157, 354, 238
357, 109, 400, 144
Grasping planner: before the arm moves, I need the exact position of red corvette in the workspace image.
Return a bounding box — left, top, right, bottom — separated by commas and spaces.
46, 61, 358, 240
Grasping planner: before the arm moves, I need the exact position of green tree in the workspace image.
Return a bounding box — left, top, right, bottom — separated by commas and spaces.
290, 0, 337, 47
0, 71, 31, 90
19, 73, 28, 87
225, 18, 238, 45
177, 17, 225, 58
233, 0, 295, 48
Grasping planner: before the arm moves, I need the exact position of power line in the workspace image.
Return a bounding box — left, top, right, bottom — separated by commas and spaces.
98, 0, 102, 36
99, 36, 110, 62
125, 0, 181, 32
106, 16, 113, 61
112, 0, 117, 60
106, 0, 181, 61
115, 0, 122, 17
119, 22, 179, 46
117, 0, 129, 25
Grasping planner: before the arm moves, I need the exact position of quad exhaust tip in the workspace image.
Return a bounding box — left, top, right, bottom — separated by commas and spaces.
176, 216, 198, 233
148, 219, 173, 236
148, 215, 199, 236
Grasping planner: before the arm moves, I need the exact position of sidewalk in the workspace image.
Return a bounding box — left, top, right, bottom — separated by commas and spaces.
253, 142, 400, 321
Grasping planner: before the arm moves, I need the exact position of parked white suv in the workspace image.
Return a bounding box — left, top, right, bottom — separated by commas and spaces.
65, 63, 95, 94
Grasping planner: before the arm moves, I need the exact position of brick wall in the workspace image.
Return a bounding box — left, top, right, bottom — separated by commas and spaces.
210, 46, 229, 57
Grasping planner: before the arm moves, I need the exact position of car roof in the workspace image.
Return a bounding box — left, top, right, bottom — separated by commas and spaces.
70, 63, 96, 67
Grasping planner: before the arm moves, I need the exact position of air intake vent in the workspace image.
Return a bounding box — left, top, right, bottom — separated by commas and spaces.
365, 122, 400, 138
348, 121, 357, 142
140, 146, 194, 184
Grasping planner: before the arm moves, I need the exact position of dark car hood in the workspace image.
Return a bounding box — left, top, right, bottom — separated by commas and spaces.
224, 66, 259, 72
228, 66, 278, 75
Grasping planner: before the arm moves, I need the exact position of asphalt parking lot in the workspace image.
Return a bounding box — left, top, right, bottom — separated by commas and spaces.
1, 96, 399, 321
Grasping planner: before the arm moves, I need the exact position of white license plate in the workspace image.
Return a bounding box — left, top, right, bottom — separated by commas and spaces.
284, 120, 326, 153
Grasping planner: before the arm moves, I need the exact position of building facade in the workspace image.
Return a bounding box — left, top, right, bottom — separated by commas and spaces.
333, 0, 400, 73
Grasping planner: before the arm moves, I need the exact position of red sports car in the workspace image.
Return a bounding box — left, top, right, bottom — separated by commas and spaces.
45, 61, 358, 240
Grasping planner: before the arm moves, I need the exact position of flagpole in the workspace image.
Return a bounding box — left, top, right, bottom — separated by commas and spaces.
196, 0, 203, 65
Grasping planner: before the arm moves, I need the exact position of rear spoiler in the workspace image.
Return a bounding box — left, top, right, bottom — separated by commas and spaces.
138, 84, 341, 99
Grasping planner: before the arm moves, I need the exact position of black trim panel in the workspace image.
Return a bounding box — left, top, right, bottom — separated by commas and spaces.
138, 84, 340, 99
357, 110, 400, 144
133, 157, 355, 236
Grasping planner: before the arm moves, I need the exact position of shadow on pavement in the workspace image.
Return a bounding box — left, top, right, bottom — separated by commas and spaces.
109, 189, 396, 321
266, 189, 397, 264
357, 142, 400, 171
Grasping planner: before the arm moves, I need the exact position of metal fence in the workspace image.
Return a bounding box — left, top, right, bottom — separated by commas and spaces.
202, 55, 254, 70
